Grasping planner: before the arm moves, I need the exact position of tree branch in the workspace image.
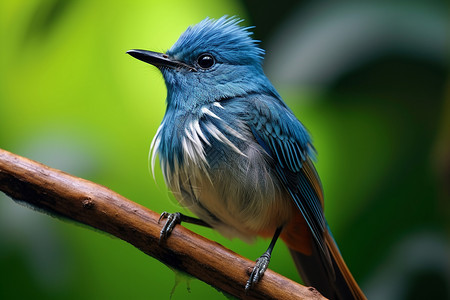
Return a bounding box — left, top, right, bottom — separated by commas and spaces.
0, 148, 326, 300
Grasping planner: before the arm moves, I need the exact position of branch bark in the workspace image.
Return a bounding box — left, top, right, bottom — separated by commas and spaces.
0, 148, 326, 300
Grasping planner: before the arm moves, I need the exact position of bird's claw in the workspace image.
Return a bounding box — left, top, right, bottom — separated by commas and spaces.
245, 252, 271, 291
158, 211, 182, 242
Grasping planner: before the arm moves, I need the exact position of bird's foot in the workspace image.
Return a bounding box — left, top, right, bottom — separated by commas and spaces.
158, 211, 182, 242
158, 212, 211, 243
245, 251, 271, 291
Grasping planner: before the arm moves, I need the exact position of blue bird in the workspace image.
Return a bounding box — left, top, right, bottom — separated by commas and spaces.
127, 16, 366, 300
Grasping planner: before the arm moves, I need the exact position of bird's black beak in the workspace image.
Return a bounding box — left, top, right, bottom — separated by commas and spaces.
126, 49, 196, 71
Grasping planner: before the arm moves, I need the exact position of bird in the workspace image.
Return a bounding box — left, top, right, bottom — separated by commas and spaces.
127, 16, 366, 300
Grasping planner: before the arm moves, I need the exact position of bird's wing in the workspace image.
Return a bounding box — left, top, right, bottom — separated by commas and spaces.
247, 95, 327, 256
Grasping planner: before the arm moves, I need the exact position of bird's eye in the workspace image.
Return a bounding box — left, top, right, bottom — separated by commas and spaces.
197, 53, 215, 69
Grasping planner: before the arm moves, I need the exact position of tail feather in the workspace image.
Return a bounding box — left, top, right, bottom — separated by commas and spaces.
288, 229, 366, 300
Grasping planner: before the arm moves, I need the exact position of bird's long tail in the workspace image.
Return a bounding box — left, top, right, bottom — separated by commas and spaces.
284, 226, 366, 300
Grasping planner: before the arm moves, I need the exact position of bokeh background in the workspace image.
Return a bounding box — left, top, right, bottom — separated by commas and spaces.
1, 0, 449, 299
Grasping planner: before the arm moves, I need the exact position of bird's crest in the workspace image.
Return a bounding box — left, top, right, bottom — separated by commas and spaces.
167, 16, 265, 65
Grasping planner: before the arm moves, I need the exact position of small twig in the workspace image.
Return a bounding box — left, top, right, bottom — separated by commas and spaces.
0, 148, 326, 300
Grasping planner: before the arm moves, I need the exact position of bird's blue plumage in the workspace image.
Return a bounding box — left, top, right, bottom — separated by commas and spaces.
148, 16, 326, 253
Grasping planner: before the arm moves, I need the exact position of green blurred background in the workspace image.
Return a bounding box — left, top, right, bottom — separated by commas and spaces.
1, 0, 449, 299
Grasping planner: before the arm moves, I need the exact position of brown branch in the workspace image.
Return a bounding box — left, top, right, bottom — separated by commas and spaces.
0, 148, 326, 300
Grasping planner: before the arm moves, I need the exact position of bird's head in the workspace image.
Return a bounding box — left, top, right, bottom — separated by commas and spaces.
128, 16, 277, 110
